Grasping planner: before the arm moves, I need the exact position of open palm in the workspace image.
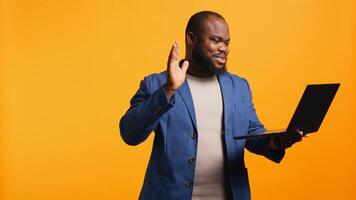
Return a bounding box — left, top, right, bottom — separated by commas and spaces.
166, 41, 189, 91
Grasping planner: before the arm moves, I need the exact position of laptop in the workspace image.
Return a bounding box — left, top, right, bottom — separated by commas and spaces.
233, 83, 340, 140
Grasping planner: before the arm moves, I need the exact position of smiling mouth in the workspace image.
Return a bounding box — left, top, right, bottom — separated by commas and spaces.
213, 56, 226, 64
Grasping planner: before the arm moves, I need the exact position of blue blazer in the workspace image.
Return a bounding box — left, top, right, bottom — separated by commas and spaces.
119, 71, 285, 200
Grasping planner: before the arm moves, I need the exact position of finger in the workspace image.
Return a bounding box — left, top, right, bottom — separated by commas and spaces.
297, 130, 303, 141
168, 42, 175, 60
298, 130, 303, 137
172, 41, 179, 60
168, 42, 179, 66
289, 128, 303, 142
181, 60, 189, 73
293, 128, 303, 136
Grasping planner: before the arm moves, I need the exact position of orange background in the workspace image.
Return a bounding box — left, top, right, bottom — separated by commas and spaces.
1, 0, 355, 199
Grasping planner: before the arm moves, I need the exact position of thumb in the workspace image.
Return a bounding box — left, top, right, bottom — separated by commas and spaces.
181, 60, 189, 73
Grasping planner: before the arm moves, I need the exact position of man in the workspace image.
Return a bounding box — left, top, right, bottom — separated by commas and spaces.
119, 11, 304, 200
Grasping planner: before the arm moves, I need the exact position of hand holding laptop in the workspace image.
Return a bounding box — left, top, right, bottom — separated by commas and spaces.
270, 128, 306, 149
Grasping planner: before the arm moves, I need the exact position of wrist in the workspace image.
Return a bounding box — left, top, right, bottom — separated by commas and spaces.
164, 84, 176, 99
164, 83, 176, 92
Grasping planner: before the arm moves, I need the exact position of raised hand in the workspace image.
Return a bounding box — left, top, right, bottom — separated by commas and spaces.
165, 41, 189, 98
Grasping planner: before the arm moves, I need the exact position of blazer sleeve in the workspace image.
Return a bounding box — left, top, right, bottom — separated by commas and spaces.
242, 79, 285, 163
119, 76, 175, 145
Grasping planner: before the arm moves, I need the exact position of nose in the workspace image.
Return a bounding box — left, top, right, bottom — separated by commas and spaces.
218, 43, 229, 55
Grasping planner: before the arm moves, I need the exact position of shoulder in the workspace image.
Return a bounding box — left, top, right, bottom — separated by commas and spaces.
141, 71, 167, 93
222, 72, 254, 101
143, 71, 167, 84
223, 71, 251, 90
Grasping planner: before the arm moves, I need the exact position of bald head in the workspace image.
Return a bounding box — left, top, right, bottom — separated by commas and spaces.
185, 11, 226, 43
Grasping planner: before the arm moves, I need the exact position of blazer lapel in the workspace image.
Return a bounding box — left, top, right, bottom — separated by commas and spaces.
217, 72, 232, 133
177, 72, 232, 133
177, 79, 197, 131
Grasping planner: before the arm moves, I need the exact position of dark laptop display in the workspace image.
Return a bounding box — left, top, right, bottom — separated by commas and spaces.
234, 83, 340, 140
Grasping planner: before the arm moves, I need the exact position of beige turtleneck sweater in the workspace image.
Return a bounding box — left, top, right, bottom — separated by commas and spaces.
186, 74, 227, 200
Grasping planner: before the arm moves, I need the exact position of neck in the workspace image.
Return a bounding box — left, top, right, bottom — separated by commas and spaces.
185, 57, 216, 78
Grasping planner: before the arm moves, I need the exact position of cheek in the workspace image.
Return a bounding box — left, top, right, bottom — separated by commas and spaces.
204, 44, 219, 57
208, 42, 219, 51
201, 39, 218, 51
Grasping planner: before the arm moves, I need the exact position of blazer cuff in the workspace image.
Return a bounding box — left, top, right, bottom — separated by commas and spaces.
148, 85, 175, 121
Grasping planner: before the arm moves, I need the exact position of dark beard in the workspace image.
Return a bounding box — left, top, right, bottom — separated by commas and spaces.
192, 43, 227, 75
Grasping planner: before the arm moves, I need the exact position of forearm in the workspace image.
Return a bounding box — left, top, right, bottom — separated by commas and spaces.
120, 85, 175, 145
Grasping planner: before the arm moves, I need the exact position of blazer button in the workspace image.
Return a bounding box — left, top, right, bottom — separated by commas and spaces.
188, 156, 195, 164
191, 131, 197, 139
185, 180, 192, 188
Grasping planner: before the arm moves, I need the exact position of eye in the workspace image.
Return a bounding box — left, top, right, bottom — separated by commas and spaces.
210, 37, 220, 44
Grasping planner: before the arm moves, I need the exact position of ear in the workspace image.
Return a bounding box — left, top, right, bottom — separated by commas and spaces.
186, 32, 196, 46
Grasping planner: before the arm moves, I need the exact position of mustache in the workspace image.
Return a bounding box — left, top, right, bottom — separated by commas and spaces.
212, 53, 227, 58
